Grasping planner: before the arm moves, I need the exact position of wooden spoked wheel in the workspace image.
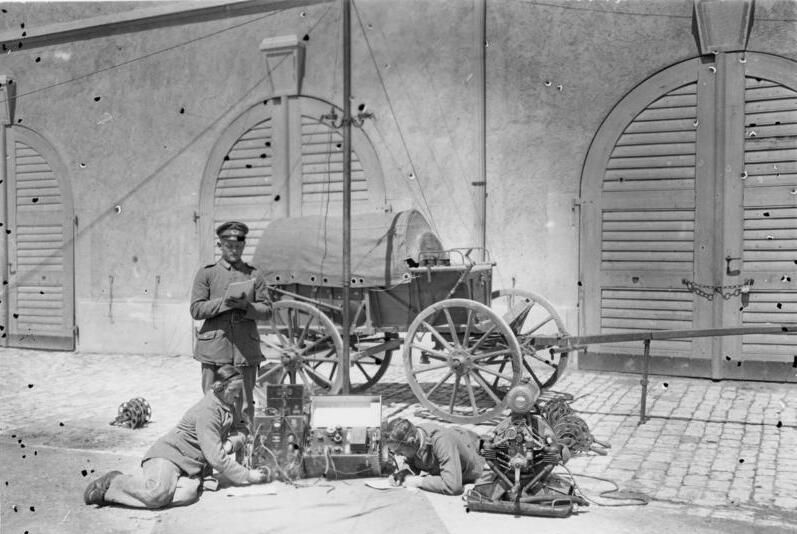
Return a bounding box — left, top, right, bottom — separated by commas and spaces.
491, 289, 569, 389
403, 298, 522, 424
256, 300, 344, 398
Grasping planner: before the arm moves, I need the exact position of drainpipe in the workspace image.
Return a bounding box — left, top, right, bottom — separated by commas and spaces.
0, 76, 11, 348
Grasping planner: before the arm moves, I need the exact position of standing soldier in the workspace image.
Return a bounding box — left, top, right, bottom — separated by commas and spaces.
190, 221, 271, 428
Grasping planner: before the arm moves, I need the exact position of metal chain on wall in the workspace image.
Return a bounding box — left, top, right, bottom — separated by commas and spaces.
682, 278, 754, 301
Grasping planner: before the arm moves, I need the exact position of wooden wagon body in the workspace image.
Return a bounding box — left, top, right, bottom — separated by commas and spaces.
250, 210, 569, 423
249, 210, 796, 425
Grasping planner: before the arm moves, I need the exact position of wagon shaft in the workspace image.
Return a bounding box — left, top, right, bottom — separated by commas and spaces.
526, 324, 797, 353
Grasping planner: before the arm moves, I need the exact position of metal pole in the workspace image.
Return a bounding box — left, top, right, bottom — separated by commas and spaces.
475, 0, 487, 261
639, 339, 651, 425
340, 0, 352, 394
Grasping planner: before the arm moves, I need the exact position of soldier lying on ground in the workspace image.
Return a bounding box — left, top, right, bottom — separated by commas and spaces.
83, 365, 269, 508
384, 417, 486, 495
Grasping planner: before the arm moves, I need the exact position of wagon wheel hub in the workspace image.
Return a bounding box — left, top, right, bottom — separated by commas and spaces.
450, 349, 473, 373
280, 346, 304, 367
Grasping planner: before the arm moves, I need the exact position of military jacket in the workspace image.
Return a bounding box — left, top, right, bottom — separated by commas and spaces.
190, 259, 271, 367
409, 423, 485, 495
142, 389, 250, 484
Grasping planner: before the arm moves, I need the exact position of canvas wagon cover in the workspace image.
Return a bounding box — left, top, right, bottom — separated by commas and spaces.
252, 209, 439, 287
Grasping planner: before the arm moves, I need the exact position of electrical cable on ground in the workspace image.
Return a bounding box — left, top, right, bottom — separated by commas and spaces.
559, 466, 650, 507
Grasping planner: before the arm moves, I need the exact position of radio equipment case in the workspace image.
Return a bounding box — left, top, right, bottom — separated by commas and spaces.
250, 384, 308, 480
302, 395, 384, 479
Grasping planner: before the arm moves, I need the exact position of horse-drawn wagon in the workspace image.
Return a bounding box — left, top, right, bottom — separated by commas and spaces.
251, 209, 569, 424
251, 209, 797, 426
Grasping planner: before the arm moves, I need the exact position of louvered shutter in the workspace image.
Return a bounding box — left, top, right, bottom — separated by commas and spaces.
741, 77, 797, 361
597, 83, 698, 358
8, 137, 74, 349
299, 113, 370, 216
214, 119, 274, 262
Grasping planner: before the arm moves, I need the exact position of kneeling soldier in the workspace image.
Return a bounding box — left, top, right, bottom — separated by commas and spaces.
84, 365, 268, 508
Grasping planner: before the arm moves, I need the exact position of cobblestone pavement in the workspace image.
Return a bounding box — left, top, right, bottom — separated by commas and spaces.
1, 348, 796, 531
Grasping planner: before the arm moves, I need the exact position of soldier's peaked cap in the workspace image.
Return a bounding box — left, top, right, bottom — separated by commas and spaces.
216, 221, 249, 240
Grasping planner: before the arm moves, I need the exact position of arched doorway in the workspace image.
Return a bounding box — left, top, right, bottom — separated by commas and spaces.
4, 126, 75, 350
579, 52, 797, 381
199, 96, 387, 263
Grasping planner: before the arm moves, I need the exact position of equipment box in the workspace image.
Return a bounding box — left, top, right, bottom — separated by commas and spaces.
302, 395, 383, 479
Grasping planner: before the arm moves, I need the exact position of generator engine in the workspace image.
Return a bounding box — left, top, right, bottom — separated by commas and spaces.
466, 383, 589, 517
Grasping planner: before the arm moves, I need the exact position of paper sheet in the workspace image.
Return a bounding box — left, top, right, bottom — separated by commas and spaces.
223, 483, 279, 497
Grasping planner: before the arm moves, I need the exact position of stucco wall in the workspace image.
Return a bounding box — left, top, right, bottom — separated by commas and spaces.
0, 0, 793, 354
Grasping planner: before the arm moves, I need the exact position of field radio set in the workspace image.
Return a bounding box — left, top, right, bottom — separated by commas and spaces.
249, 384, 308, 481
249, 386, 383, 481
302, 395, 383, 479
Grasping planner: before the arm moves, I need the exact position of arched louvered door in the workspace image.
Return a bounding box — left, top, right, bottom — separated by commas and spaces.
200, 97, 386, 264
296, 98, 375, 216
735, 54, 797, 380
212, 109, 276, 262
580, 53, 797, 382
5, 127, 75, 350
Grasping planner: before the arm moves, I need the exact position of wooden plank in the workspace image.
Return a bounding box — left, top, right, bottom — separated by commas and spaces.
743, 218, 797, 230
610, 143, 695, 158
615, 131, 696, 146
602, 230, 695, 242
744, 148, 797, 163
744, 186, 797, 207
743, 84, 797, 101
218, 166, 274, 180
603, 209, 694, 221
745, 110, 797, 128
743, 173, 797, 187
606, 154, 696, 169
743, 228, 797, 239
741, 123, 797, 139
603, 240, 694, 251
532, 325, 797, 348
647, 94, 698, 108
602, 219, 694, 231
744, 207, 797, 219
0, 0, 330, 50
602, 308, 693, 321
602, 250, 693, 262
602, 299, 692, 311
602, 288, 692, 299
744, 161, 797, 175
602, 190, 695, 209
603, 179, 695, 192
634, 107, 697, 121
215, 176, 274, 189
624, 118, 699, 133
600, 261, 694, 271
745, 137, 797, 152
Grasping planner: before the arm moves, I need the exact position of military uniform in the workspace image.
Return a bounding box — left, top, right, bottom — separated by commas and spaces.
407, 423, 485, 495
142, 388, 251, 484
190, 221, 271, 426
86, 368, 256, 509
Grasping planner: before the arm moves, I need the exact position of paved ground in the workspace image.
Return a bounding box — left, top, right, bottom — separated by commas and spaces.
1, 348, 797, 533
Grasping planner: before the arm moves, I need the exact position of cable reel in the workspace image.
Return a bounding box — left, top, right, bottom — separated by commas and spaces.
110, 397, 152, 429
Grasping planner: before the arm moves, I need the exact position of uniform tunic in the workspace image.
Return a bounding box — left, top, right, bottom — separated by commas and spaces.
142, 390, 250, 485
409, 423, 485, 495
190, 259, 272, 367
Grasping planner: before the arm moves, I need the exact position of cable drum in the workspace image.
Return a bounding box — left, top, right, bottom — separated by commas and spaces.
110, 397, 152, 429
551, 415, 593, 454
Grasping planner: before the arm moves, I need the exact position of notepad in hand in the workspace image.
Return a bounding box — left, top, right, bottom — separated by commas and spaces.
220, 279, 255, 312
